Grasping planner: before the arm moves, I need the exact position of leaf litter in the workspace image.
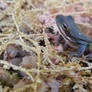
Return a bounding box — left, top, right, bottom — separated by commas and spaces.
0, 0, 92, 92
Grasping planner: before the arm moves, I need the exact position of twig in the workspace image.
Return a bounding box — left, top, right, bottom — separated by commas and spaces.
0, 60, 34, 82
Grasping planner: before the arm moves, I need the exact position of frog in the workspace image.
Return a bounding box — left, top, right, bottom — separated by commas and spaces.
56, 14, 92, 60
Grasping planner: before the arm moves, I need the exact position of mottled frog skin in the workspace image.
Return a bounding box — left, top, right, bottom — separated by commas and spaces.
56, 14, 92, 60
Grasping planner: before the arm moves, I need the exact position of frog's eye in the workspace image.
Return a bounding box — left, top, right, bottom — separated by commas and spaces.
62, 23, 68, 31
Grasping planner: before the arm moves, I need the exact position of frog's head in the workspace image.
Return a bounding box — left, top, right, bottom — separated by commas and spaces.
56, 14, 75, 42
56, 14, 92, 44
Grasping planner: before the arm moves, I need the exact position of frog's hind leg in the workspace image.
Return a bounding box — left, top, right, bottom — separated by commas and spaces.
85, 44, 92, 60
74, 41, 88, 55
69, 41, 87, 61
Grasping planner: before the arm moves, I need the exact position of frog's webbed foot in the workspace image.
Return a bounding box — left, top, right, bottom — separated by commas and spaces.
69, 52, 81, 61
63, 43, 70, 51
85, 53, 92, 60
69, 44, 87, 61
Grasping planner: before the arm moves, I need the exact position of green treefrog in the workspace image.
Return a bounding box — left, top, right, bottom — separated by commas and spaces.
56, 14, 92, 60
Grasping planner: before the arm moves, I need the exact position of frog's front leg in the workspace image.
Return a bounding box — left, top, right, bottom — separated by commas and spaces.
69, 41, 87, 61
56, 33, 70, 50
56, 32, 64, 44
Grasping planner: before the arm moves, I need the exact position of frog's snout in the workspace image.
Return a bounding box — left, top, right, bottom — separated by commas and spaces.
56, 15, 61, 19
56, 15, 64, 24
56, 15, 62, 21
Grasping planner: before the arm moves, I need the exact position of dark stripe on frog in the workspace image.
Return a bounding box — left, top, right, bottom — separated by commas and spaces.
56, 22, 79, 49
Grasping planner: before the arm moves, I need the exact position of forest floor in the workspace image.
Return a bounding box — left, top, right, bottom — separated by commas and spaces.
0, 0, 92, 92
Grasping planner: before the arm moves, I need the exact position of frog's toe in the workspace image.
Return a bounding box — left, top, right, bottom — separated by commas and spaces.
85, 53, 92, 60
69, 52, 81, 61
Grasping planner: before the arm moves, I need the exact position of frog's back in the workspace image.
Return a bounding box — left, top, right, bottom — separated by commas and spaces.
66, 16, 92, 43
